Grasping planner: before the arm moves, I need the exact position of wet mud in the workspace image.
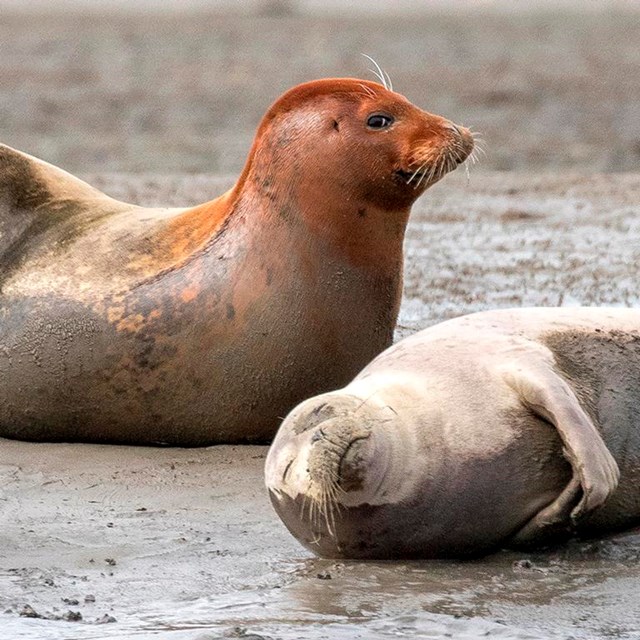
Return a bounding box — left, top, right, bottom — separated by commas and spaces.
1, 3, 639, 175
1, 172, 640, 639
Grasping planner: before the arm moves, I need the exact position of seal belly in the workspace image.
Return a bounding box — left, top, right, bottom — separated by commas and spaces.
0, 227, 396, 445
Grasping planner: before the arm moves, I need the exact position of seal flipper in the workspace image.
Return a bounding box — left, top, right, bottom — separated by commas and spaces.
0, 144, 127, 269
500, 362, 620, 546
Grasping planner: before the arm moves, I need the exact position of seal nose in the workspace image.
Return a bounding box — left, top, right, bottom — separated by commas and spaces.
442, 120, 474, 162
306, 418, 371, 493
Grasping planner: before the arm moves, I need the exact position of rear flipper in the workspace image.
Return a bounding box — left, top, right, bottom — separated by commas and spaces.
0, 143, 125, 270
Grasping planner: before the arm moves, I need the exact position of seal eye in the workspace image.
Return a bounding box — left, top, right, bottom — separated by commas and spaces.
367, 113, 394, 130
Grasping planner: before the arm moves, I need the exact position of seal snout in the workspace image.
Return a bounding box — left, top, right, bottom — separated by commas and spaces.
397, 116, 475, 189
443, 120, 475, 165
306, 417, 372, 496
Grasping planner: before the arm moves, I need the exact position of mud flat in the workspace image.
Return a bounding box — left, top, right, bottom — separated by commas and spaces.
1, 171, 639, 639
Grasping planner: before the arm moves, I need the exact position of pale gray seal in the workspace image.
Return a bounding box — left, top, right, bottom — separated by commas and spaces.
265, 308, 638, 558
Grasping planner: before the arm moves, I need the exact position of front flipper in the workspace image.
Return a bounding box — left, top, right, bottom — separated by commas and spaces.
500, 362, 620, 545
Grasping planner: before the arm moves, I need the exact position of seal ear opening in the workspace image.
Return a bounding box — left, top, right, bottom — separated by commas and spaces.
332, 119, 340, 131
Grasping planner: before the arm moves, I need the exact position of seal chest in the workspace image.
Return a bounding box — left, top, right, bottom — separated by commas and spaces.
0, 78, 474, 445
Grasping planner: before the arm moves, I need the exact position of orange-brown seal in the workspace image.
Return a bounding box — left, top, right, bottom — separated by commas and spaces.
0, 78, 473, 445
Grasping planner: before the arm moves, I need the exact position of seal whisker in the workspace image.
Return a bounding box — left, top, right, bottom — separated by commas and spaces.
471, 137, 486, 158
322, 490, 335, 536
303, 491, 314, 524
318, 483, 337, 537
470, 146, 483, 165
354, 391, 382, 413
422, 162, 437, 188
327, 481, 346, 534
383, 68, 393, 92
309, 531, 322, 545
437, 156, 448, 183
362, 54, 389, 90
358, 83, 378, 99
408, 162, 428, 186
416, 167, 428, 189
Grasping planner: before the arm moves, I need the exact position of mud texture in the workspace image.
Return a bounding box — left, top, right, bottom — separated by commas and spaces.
1, 172, 640, 639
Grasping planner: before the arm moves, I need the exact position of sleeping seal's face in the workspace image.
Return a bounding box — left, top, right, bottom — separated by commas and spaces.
264, 391, 422, 559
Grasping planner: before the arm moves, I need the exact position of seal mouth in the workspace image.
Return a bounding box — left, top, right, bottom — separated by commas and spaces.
394, 168, 427, 183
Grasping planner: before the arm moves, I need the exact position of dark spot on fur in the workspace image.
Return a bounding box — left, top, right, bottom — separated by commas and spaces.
133, 333, 156, 369
226, 303, 235, 320
292, 402, 338, 434
357, 208, 367, 218
276, 131, 292, 148
265, 268, 273, 286
279, 204, 294, 220
312, 402, 328, 416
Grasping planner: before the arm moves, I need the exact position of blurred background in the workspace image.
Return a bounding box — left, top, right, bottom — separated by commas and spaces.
0, 0, 638, 175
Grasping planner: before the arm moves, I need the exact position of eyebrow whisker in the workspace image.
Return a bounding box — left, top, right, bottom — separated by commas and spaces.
361, 54, 389, 90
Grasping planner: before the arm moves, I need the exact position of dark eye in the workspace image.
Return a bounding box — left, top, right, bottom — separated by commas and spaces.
366, 113, 394, 129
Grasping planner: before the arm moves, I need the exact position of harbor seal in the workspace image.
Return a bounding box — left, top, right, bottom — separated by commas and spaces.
265, 307, 640, 558
0, 78, 473, 445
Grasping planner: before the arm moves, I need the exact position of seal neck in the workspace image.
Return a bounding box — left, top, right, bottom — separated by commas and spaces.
231, 166, 411, 272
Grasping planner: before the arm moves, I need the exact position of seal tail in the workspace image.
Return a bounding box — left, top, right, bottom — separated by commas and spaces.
0, 144, 127, 274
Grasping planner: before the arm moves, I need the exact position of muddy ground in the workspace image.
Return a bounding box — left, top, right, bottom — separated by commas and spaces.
1, 2, 640, 639
1, 172, 640, 640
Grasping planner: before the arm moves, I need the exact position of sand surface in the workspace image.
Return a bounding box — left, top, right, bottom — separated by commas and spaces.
2, 171, 640, 639
1, 3, 640, 638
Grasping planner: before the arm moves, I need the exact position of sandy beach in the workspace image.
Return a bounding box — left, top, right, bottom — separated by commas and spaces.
1, 2, 640, 638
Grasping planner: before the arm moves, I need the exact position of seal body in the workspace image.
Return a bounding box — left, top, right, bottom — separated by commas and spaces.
265, 307, 640, 558
0, 78, 473, 445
